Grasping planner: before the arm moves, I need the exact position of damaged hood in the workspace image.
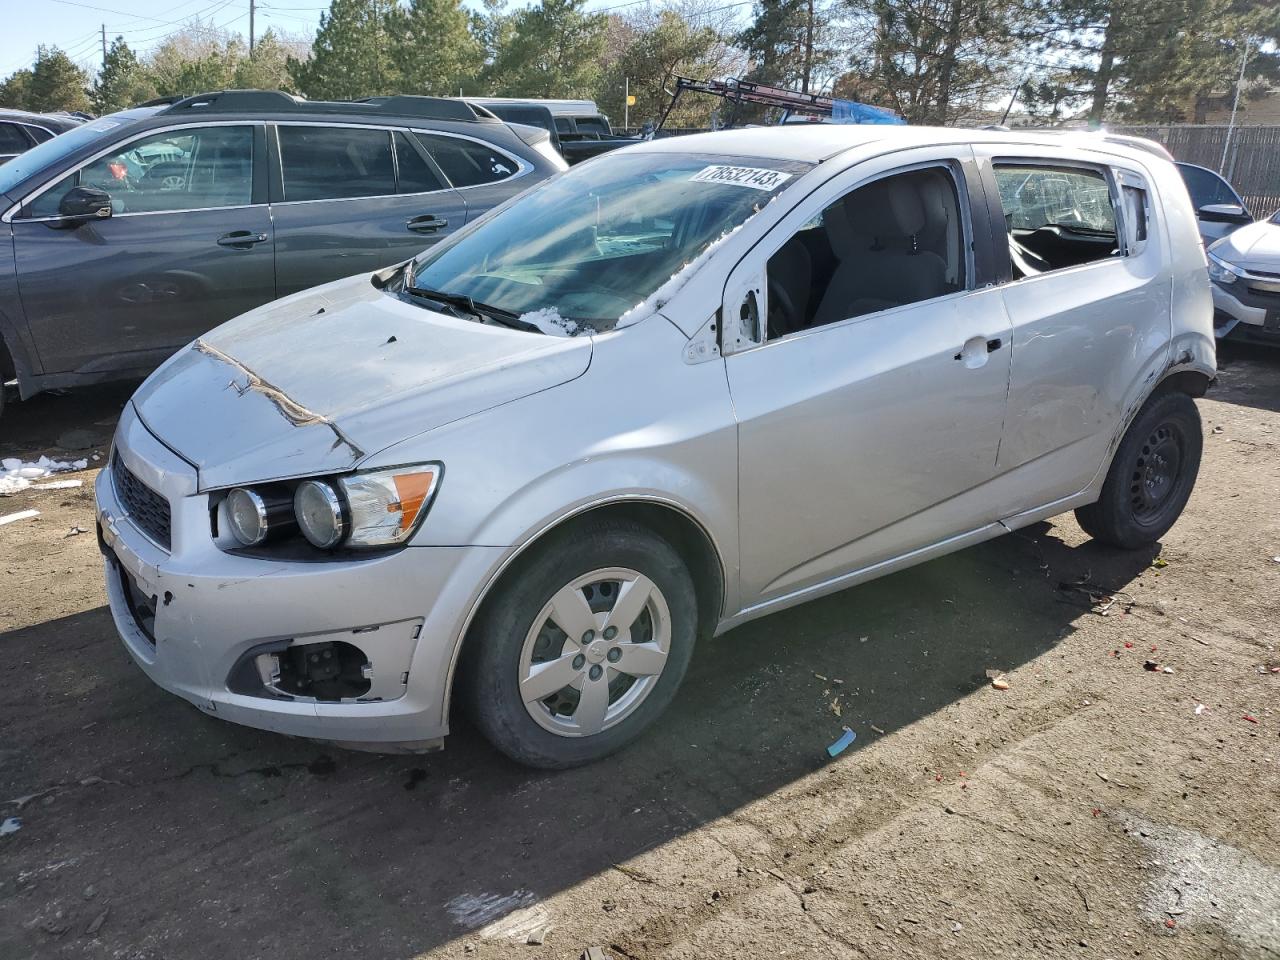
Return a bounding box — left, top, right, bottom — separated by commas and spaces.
131, 275, 592, 490
1210, 220, 1280, 272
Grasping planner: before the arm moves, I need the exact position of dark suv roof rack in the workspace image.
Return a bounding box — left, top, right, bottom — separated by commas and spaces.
155, 90, 492, 123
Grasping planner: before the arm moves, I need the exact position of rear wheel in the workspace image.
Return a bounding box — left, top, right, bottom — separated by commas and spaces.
1075, 390, 1202, 549
463, 519, 697, 769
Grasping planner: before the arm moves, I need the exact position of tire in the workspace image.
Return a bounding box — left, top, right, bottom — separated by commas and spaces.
463, 518, 698, 769
1075, 389, 1203, 549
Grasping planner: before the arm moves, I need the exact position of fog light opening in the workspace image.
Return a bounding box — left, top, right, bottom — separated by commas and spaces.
276, 641, 372, 701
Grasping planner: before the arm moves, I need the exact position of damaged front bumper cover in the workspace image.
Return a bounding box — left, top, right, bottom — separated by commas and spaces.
96, 407, 502, 752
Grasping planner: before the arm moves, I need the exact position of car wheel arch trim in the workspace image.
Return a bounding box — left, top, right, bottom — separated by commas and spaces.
438, 493, 727, 727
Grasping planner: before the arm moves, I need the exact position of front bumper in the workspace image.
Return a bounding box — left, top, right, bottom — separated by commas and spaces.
1211, 277, 1280, 341
96, 405, 503, 749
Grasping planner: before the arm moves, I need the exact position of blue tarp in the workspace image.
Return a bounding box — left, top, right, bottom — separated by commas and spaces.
831, 99, 906, 125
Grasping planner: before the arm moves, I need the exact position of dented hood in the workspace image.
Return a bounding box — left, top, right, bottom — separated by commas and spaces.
131, 275, 592, 490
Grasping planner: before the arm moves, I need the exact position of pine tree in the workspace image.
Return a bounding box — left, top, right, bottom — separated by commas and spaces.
390, 0, 483, 96
0, 69, 34, 110
739, 0, 830, 93
28, 46, 91, 114
288, 0, 399, 99
483, 0, 608, 97
93, 37, 158, 113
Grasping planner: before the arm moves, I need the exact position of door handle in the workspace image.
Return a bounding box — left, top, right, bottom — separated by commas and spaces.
217, 231, 269, 249
406, 215, 449, 233
954, 335, 999, 367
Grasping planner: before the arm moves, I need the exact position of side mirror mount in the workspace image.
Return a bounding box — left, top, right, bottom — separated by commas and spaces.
1197, 202, 1251, 225
56, 186, 113, 225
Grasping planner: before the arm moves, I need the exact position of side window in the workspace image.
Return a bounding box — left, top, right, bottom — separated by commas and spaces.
0, 123, 32, 154
1122, 185, 1149, 249
26, 125, 255, 218
416, 133, 518, 188
765, 167, 967, 338
1177, 163, 1238, 209
553, 117, 573, 134
575, 116, 609, 136
993, 163, 1119, 276
27, 125, 55, 144
394, 132, 445, 194
278, 126, 395, 202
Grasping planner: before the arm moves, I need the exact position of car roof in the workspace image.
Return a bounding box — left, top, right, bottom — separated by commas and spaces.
0, 108, 79, 129
469, 97, 601, 117
629, 124, 1169, 165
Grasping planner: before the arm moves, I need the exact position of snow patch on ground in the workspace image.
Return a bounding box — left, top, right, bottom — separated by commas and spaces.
1, 456, 89, 496
518, 307, 580, 337
444, 890, 537, 930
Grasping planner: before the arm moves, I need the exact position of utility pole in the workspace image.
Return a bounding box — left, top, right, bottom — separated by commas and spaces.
101, 24, 107, 70
1220, 39, 1249, 179
624, 77, 629, 130
249, 0, 256, 54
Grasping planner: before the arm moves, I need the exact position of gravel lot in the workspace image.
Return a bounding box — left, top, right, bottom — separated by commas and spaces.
1, 348, 1278, 960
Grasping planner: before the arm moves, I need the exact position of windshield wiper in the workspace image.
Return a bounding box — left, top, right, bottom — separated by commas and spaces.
396, 262, 545, 333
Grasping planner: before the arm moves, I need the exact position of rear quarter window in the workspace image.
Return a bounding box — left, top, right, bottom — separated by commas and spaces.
415, 133, 520, 188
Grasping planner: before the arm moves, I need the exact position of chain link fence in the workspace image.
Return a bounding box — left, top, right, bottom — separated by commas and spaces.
1112, 124, 1280, 218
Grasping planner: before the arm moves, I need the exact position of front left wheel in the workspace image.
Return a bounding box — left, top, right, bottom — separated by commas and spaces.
463, 519, 698, 769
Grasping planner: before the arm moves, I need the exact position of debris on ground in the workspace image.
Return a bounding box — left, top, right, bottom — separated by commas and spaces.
870, 724, 887, 735
581, 948, 612, 960
84, 908, 109, 936
1194, 704, 1206, 716
830, 697, 842, 717
0, 456, 89, 496
1243, 715, 1259, 724
0, 509, 40, 526
0, 817, 21, 835
826, 726, 856, 758
64, 526, 89, 538
1152, 557, 1169, 569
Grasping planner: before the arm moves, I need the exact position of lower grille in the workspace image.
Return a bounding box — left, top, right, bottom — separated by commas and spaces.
112, 453, 172, 550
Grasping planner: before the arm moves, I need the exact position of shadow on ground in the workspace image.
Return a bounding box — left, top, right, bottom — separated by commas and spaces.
0, 521, 1157, 958
1214, 341, 1280, 415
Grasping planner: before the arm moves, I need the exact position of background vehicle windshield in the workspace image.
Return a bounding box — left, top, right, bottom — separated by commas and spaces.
0, 110, 156, 198
409, 151, 812, 329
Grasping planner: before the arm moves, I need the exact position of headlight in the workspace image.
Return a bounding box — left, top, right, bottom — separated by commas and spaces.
1207, 253, 1243, 285
336, 464, 442, 548
294, 480, 347, 548
227, 486, 295, 546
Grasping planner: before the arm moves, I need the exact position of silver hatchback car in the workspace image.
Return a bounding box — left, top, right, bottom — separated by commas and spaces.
97, 125, 1215, 768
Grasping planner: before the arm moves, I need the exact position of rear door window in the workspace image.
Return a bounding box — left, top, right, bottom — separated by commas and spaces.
394, 131, 445, 194
278, 125, 395, 201
993, 163, 1119, 275
0, 122, 33, 154
415, 133, 519, 188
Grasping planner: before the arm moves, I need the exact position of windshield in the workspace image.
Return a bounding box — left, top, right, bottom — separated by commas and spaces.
407, 151, 812, 332
0, 109, 156, 198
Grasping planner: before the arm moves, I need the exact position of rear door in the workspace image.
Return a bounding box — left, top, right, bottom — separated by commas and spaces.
10, 122, 273, 374
270, 123, 469, 297
976, 146, 1171, 515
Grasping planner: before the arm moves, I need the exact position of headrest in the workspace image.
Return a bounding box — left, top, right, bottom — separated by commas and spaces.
860, 178, 926, 237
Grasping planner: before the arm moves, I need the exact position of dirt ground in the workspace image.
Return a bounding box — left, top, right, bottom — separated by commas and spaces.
1, 348, 1278, 960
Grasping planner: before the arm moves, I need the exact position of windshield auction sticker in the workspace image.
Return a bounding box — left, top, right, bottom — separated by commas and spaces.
690, 165, 793, 191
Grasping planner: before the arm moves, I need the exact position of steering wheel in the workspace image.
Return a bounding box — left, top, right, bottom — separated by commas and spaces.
767, 275, 800, 338
142, 162, 188, 192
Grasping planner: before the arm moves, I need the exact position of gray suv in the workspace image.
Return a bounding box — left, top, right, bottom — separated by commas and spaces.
0, 90, 565, 413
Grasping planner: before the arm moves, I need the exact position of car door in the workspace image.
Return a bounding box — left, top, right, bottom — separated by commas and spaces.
270, 124, 469, 297
10, 122, 273, 375
1175, 162, 1251, 245
723, 148, 1013, 607
976, 147, 1171, 515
